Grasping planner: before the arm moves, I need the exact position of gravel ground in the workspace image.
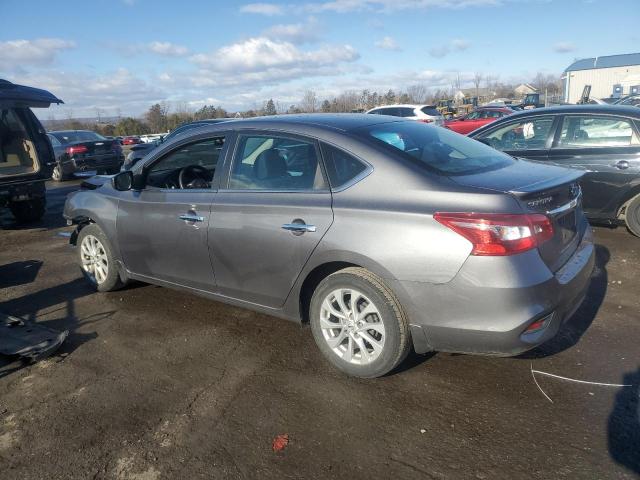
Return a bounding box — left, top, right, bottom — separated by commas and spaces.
0, 179, 638, 480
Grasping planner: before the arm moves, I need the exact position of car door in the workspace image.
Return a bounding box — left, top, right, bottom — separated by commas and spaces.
547, 114, 640, 218
116, 133, 231, 291
209, 131, 333, 308
474, 115, 557, 162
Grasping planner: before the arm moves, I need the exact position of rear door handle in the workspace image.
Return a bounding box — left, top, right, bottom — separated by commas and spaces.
179, 213, 204, 222
615, 160, 630, 170
281, 223, 316, 233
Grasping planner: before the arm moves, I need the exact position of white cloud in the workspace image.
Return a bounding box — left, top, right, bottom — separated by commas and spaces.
263, 17, 321, 43
147, 41, 190, 56
0, 38, 75, 67
428, 37, 469, 57
240, 2, 284, 15
189, 37, 358, 74
553, 42, 575, 53
374, 36, 401, 51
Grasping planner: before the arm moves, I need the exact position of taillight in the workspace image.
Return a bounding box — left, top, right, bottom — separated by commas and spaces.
66, 145, 88, 156
434, 212, 554, 256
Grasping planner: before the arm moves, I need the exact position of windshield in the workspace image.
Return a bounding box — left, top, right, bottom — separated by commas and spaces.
355, 121, 514, 175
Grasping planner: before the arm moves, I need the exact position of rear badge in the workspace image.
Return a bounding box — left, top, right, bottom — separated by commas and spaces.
528, 196, 553, 209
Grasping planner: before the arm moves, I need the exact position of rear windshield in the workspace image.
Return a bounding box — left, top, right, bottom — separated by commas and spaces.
355, 121, 514, 176
421, 106, 441, 116
51, 131, 105, 144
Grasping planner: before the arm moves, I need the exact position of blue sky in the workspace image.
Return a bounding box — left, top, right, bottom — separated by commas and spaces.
1, 0, 636, 118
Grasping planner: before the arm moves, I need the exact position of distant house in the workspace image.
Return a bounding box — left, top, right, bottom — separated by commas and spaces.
453, 87, 497, 104
515, 83, 537, 96
562, 52, 640, 103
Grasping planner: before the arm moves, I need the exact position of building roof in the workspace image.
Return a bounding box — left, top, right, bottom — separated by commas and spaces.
564, 53, 640, 72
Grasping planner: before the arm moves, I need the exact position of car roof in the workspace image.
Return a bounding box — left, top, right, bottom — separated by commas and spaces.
49, 130, 98, 135
500, 104, 640, 118
204, 113, 406, 132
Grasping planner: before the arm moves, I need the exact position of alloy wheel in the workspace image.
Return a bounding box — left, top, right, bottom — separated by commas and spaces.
80, 234, 109, 284
319, 288, 386, 365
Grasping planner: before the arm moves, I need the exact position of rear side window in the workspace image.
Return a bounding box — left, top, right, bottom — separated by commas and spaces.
421, 106, 440, 116
356, 121, 514, 176
557, 116, 639, 148
321, 143, 368, 189
397, 108, 415, 117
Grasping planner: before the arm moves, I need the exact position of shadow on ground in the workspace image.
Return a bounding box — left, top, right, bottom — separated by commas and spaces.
0, 276, 113, 379
608, 367, 640, 475
518, 244, 609, 359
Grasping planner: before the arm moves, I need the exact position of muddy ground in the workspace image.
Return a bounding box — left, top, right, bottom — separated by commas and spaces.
1, 180, 638, 479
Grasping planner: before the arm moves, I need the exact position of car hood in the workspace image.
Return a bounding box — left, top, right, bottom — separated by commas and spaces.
0, 79, 63, 108
449, 158, 584, 195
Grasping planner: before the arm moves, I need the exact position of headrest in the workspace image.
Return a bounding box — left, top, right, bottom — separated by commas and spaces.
254, 149, 287, 180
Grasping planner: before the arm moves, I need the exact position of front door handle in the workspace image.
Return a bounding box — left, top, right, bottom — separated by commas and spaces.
179, 213, 204, 222
615, 160, 630, 170
282, 223, 316, 234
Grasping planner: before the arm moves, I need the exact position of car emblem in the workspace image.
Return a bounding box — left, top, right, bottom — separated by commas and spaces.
527, 196, 553, 209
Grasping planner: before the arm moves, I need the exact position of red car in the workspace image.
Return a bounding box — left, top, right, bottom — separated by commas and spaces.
121, 136, 142, 145
444, 107, 514, 135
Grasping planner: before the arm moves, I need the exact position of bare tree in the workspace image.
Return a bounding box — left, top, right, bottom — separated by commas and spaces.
473, 72, 483, 98
406, 84, 428, 103
300, 90, 318, 113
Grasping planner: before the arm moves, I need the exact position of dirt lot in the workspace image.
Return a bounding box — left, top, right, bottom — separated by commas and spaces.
1, 180, 639, 480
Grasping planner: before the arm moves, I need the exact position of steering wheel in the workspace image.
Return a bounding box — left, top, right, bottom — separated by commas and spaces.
178, 165, 209, 189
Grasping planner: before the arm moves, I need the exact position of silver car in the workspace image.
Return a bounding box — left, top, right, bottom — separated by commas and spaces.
63, 114, 594, 378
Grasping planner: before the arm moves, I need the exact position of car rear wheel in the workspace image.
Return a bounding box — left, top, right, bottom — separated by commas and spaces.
9, 198, 46, 223
77, 223, 124, 292
625, 194, 640, 237
310, 267, 411, 378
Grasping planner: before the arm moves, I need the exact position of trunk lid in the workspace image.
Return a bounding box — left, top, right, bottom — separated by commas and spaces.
0, 79, 63, 108
451, 159, 585, 272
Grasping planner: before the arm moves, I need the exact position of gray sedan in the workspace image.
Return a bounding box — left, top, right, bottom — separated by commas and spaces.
63, 114, 594, 378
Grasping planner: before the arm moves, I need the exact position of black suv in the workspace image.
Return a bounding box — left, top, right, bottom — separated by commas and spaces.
0, 79, 62, 223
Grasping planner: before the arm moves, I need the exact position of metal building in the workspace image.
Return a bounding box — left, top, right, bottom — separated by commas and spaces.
562, 52, 640, 103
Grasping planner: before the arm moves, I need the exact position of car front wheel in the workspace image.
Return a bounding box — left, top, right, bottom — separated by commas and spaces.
310, 267, 411, 378
77, 223, 124, 292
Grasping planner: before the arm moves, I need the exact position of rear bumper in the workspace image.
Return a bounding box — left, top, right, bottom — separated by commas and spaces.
395, 227, 595, 356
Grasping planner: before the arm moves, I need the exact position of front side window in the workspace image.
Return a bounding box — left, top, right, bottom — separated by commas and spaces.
0, 108, 39, 176
478, 116, 554, 151
321, 144, 368, 189
466, 111, 481, 120
356, 120, 514, 176
557, 116, 639, 148
228, 134, 326, 191
146, 136, 224, 189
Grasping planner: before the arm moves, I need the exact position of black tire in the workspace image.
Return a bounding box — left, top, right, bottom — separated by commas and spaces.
9, 198, 46, 223
625, 194, 640, 237
76, 223, 125, 292
52, 164, 66, 182
310, 267, 411, 378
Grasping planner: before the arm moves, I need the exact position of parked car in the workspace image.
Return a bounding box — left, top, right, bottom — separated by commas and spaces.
123, 118, 232, 170
470, 105, 640, 236
444, 107, 514, 135
64, 114, 594, 378
47, 130, 124, 181
614, 94, 640, 108
0, 79, 62, 222
366, 104, 444, 126
122, 136, 142, 145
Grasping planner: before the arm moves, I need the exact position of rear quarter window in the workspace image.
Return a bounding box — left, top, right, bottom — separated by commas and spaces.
320, 143, 368, 189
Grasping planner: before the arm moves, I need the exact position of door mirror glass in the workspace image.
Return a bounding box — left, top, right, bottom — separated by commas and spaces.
112, 170, 133, 191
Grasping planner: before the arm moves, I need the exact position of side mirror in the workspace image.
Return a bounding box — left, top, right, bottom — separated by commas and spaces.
112, 170, 133, 191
